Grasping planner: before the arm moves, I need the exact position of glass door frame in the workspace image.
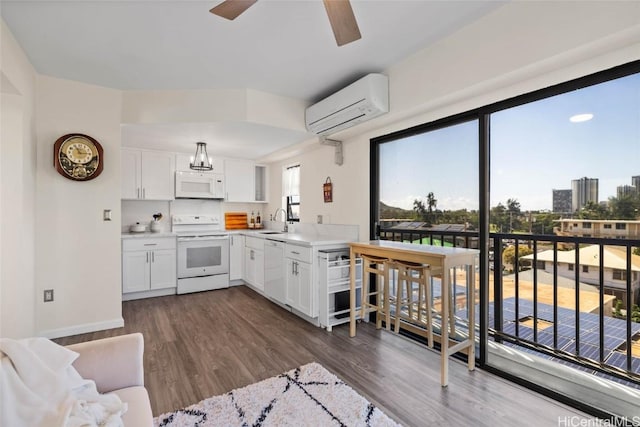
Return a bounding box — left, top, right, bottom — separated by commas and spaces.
369, 59, 640, 417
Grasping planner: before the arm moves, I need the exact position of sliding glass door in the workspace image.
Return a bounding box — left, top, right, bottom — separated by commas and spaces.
371, 61, 640, 420
487, 69, 640, 419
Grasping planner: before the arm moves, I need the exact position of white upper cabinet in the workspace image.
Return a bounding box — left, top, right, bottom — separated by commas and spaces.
121, 149, 141, 200
225, 159, 268, 203
225, 159, 255, 202
121, 149, 175, 200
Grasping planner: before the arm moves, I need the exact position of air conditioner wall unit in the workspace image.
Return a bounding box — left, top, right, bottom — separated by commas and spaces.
305, 73, 389, 136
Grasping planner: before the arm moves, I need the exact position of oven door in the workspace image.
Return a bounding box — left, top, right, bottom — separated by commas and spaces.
177, 236, 229, 278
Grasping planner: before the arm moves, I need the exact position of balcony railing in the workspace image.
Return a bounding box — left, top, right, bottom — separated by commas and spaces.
379, 225, 640, 388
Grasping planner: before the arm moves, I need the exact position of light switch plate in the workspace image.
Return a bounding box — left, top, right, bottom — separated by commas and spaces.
103, 209, 112, 221
44, 289, 54, 302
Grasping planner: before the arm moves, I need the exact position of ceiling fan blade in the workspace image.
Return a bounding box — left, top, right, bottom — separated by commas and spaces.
322, 0, 361, 46
210, 0, 257, 20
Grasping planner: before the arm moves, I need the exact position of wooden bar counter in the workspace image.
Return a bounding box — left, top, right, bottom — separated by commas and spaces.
348, 240, 479, 386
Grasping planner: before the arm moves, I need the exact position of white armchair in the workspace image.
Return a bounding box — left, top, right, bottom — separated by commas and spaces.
66, 333, 153, 426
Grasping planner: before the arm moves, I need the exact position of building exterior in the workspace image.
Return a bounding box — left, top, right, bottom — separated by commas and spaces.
522, 245, 640, 307
617, 184, 636, 198
632, 175, 640, 191
552, 189, 572, 214
555, 219, 640, 239
571, 177, 598, 212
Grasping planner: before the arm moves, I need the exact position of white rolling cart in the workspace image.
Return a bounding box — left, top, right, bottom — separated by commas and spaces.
318, 249, 362, 331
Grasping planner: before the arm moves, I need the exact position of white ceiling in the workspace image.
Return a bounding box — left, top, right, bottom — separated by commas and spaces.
1, 0, 503, 159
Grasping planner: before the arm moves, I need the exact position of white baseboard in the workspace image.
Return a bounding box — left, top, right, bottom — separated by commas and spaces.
122, 287, 176, 301
38, 317, 125, 339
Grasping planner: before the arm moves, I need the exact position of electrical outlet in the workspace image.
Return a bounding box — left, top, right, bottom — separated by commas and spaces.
44, 289, 54, 302
317, 215, 323, 224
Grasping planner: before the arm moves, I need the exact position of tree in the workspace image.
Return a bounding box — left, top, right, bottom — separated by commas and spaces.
609, 194, 640, 219
506, 198, 522, 232
614, 299, 623, 319
534, 211, 562, 235
413, 199, 426, 221
426, 192, 437, 224
578, 201, 609, 220
506, 198, 521, 213
491, 203, 507, 232
502, 244, 533, 270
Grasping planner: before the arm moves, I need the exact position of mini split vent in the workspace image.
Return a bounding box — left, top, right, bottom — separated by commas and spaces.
305, 73, 389, 136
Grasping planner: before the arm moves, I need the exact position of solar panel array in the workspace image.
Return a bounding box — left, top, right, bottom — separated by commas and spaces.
394, 276, 640, 388
478, 297, 640, 390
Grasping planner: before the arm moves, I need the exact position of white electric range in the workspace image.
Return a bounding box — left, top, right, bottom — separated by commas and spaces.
172, 214, 229, 294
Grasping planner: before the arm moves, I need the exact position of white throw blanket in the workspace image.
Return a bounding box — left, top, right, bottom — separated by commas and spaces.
0, 337, 127, 427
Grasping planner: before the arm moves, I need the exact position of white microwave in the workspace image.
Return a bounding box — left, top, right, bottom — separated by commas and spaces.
175, 171, 225, 199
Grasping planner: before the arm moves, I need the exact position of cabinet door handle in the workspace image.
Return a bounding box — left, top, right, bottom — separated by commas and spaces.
291, 251, 300, 255
137, 188, 140, 198
230, 235, 234, 245
152, 252, 155, 262
144, 243, 157, 246
142, 188, 146, 199
250, 249, 254, 260
146, 252, 149, 263
294, 261, 298, 276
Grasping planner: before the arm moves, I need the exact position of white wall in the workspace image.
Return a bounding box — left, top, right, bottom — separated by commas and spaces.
0, 19, 38, 338
264, 2, 640, 242
122, 88, 306, 131
35, 75, 123, 338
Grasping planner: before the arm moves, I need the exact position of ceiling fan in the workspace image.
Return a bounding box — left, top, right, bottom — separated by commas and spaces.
209, 0, 362, 47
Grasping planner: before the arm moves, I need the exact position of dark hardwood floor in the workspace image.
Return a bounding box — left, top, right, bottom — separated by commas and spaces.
56, 285, 587, 426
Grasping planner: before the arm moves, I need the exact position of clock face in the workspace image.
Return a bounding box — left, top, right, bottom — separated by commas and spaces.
54, 134, 103, 181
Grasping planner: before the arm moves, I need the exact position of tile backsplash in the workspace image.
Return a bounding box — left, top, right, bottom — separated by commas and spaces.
121, 199, 266, 232
121, 200, 171, 233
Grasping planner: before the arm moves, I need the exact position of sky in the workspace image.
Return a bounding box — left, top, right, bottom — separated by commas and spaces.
379, 72, 640, 213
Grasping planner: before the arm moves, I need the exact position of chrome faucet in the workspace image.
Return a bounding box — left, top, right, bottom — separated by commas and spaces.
273, 208, 288, 232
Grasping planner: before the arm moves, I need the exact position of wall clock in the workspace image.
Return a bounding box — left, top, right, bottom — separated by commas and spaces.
53, 133, 103, 181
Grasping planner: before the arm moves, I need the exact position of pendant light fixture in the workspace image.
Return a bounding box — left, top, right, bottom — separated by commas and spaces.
189, 142, 213, 171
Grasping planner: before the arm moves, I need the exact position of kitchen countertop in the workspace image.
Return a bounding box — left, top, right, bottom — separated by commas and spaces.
120, 229, 352, 246
239, 230, 353, 247
121, 231, 176, 239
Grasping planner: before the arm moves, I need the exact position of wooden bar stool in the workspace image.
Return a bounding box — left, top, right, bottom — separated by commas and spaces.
384, 260, 412, 330
360, 254, 390, 330
391, 260, 434, 348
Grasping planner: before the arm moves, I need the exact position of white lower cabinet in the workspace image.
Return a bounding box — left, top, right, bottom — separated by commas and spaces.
149, 249, 176, 289
285, 258, 312, 316
284, 243, 314, 317
230, 234, 245, 281
244, 237, 264, 291
122, 237, 176, 295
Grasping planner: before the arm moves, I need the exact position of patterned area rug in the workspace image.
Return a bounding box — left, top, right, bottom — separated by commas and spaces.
153, 362, 400, 426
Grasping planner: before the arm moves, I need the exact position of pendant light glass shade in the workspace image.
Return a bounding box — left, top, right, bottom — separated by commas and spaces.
189, 142, 213, 171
